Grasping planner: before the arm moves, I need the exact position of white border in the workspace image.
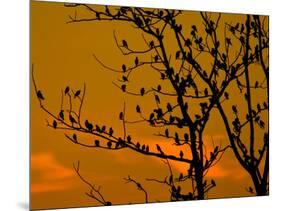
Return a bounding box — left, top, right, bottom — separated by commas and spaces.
0, 0, 279, 211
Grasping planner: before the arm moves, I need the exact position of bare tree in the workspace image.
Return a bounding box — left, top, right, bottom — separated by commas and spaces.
32, 4, 268, 204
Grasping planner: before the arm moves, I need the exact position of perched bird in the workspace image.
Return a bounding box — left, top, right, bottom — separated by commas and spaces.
165, 128, 169, 137
94, 140, 100, 147
59, 110, 64, 120
109, 127, 114, 136
157, 85, 161, 91
155, 94, 160, 104
53, 120, 57, 129
149, 41, 154, 49
74, 90, 81, 98
180, 150, 184, 159
224, 92, 229, 100
167, 103, 172, 112
119, 112, 124, 120
37, 90, 44, 100
122, 75, 128, 82
136, 142, 140, 149
135, 57, 139, 66
69, 114, 77, 124
156, 144, 162, 154
232, 105, 238, 114
73, 134, 77, 142
140, 88, 145, 96
145, 145, 149, 153
184, 133, 189, 142
211, 179, 216, 187
64, 86, 70, 95
127, 135, 132, 143
122, 40, 128, 48
141, 145, 146, 151
85, 120, 93, 131
136, 105, 141, 113
107, 141, 112, 148
122, 64, 126, 72
121, 84, 126, 92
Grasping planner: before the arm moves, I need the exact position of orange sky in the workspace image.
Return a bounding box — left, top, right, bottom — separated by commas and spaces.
31, 1, 268, 210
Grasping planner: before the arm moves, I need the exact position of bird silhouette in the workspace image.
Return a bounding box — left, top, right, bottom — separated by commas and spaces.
122, 40, 128, 48
140, 88, 145, 96
69, 114, 77, 124
167, 103, 172, 112
122, 64, 126, 72
175, 51, 180, 60
73, 134, 77, 142
232, 105, 238, 114
107, 141, 112, 148
109, 127, 114, 136
136, 142, 140, 149
141, 144, 146, 151
121, 84, 126, 92
165, 128, 169, 137
136, 105, 141, 113
184, 133, 189, 142
37, 90, 44, 100
53, 120, 57, 129
64, 86, 70, 95
155, 94, 160, 104
122, 75, 128, 82
94, 140, 100, 147
224, 92, 229, 100
85, 120, 93, 131
74, 90, 81, 98
175, 133, 179, 144
127, 135, 132, 143
135, 57, 139, 66
156, 144, 163, 154
149, 41, 154, 49
180, 150, 184, 159
59, 110, 64, 120
119, 112, 124, 120
211, 179, 216, 187
146, 145, 149, 152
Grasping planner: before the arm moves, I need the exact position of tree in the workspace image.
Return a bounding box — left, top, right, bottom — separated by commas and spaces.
32, 3, 268, 205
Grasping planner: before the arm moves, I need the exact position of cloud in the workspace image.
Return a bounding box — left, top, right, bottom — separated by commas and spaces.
31, 152, 76, 193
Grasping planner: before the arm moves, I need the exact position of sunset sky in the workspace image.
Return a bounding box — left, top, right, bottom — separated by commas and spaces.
31, 1, 268, 210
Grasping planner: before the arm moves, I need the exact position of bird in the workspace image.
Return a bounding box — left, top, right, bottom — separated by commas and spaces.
184, 133, 189, 142
135, 57, 139, 66
140, 88, 145, 96
211, 179, 216, 187
64, 86, 70, 95
156, 144, 162, 154
149, 41, 154, 49
155, 94, 160, 104
74, 90, 81, 98
175, 51, 180, 60
94, 140, 100, 147
224, 92, 229, 100
122, 64, 126, 72
109, 127, 114, 136
167, 103, 172, 112
69, 114, 77, 124
59, 110, 64, 120
180, 150, 184, 159
136, 105, 141, 113
122, 75, 128, 82
145, 145, 149, 153
85, 120, 93, 131
122, 40, 128, 48
136, 142, 140, 149
141, 145, 146, 151
36, 90, 44, 100
165, 129, 169, 137
121, 84, 126, 92
53, 120, 57, 129
175, 133, 179, 144
107, 141, 112, 148
232, 105, 238, 114
127, 135, 131, 143
119, 112, 124, 120
73, 134, 77, 142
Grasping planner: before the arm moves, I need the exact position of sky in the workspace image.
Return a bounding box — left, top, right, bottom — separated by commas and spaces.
30, 1, 268, 210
